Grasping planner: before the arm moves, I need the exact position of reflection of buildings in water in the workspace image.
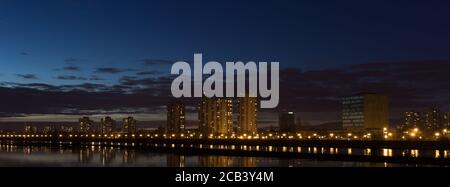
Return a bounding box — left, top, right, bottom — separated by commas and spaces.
435, 150, 448, 158
237, 157, 258, 167
342, 162, 384, 167
401, 149, 420, 158
198, 156, 234, 167
24, 146, 32, 155
382, 149, 393, 157
363, 148, 372, 156
100, 147, 116, 165
11, 145, 17, 152
35, 146, 46, 153
78, 148, 94, 163
122, 149, 136, 164
0, 144, 18, 153
166, 154, 185, 167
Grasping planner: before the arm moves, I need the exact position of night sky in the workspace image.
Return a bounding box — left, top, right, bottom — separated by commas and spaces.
1, 0, 450, 126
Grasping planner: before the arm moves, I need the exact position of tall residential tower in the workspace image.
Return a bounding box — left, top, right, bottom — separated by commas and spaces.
198, 97, 233, 135
100, 116, 115, 134
238, 96, 258, 134
167, 101, 186, 133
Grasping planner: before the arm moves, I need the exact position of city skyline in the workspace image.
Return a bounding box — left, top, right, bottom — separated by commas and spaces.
1, 91, 450, 169
2, 93, 450, 131
5, 93, 450, 138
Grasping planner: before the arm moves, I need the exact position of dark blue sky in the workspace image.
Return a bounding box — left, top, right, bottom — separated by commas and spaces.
1, 0, 450, 85
1, 0, 450, 124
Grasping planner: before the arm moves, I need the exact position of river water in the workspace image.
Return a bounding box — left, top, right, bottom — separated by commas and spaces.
0, 142, 448, 167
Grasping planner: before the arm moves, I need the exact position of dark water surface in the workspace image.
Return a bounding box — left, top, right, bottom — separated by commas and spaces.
0, 142, 448, 167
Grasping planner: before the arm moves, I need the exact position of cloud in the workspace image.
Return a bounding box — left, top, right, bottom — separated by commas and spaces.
277, 60, 450, 114
58, 83, 111, 91
94, 67, 134, 74
3, 60, 450, 125
62, 66, 81, 71
64, 57, 87, 63
55, 75, 87, 80
139, 59, 173, 66
119, 75, 173, 87
0, 82, 60, 91
16, 74, 38, 79
0, 84, 173, 117
89, 75, 104, 81
136, 70, 162, 75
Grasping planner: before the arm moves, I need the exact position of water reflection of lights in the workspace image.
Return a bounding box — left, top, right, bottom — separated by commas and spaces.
364, 148, 371, 156
1, 139, 450, 164
382, 149, 393, 157
435, 150, 440, 158
434, 150, 449, 158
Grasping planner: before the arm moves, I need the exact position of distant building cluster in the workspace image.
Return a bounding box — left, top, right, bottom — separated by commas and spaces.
401, 107, 450, 133
23, 125, 75, 134
23, 116, 138, 134
78, 116, 137, 134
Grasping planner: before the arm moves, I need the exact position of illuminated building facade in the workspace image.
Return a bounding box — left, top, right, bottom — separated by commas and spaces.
43, 126, 58, 134
122, 117, 137, 133
100, 116, 115, 134
401, 108, 449, 133
198, 97, 233, 135
167, 101, 186, 133
422, 107, 443, 132
238, 96, 258, 134
443, 112, 450, 129
342, 93, 389, 132
79, 117, 94, 133
24, 125, 38, 134
60, 126, 74, 133
401, 111, 421, 131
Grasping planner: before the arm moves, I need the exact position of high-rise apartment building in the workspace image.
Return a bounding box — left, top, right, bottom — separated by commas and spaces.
100, 116, 115, 134
122, 117, 137, 133
167, 101, 186, 133
401, 111, 421, 131
198, 97, 233, 135
238, 97, 257, 134
342, 93, 389, 132
422, 107, 442, 132
79, 117, 94, 133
